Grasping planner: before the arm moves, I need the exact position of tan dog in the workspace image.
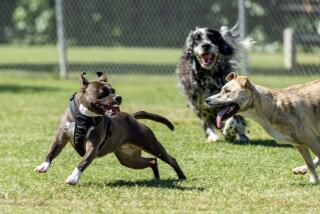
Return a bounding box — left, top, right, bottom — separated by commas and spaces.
205, 72, 320, 184
35, 72, 186, 185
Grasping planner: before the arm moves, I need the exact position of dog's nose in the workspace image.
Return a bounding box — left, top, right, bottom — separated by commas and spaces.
115, 96, 122, 104
202, 43, 211, 50
205, 98, 211, 105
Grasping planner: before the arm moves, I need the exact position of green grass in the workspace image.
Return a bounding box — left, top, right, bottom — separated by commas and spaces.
2, 71, 320, 213
0, 45, 319, 70
0, 45, 180, 65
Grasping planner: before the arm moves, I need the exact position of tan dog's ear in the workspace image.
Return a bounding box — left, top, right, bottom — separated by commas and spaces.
238, 76, 252, 89
226, 72, 237, 81
80, 72, 89, 91
96, 72, 108, 82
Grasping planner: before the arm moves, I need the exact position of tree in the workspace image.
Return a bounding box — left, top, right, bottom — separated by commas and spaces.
5, 0, 55, 45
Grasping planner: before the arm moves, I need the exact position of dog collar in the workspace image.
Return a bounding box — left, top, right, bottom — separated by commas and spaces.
79, 104, 102, 117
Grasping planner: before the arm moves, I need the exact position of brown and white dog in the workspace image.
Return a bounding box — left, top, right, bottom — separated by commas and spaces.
206, 72, 320, 184
34, 72, 186, 185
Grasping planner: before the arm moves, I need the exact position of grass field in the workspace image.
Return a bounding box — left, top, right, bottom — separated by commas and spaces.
0, 46, 319, 75
0, 45, 320, 213
2, 69, 320, 213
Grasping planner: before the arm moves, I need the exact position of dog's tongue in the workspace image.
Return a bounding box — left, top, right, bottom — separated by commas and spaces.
202, 54, 212, 64
216, 106, 233, 129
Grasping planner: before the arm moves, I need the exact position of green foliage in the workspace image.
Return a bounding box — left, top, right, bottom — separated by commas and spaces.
1, 0, 319, 46
64, 0, 239, 47
5, 0, 55, 45
0, 1, 16, 43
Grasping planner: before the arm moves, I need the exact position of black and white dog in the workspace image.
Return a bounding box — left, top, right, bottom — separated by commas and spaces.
176, 26, 250, 142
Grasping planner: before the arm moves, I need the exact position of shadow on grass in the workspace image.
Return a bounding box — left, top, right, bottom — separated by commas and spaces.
232, 139, 293, 148
82, 178, 205, 191
0, 84, 61, 93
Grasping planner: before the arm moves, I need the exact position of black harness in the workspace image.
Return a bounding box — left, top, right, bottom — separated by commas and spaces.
69, 93, 111, 157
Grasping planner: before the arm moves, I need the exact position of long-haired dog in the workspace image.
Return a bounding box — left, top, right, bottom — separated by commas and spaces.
176, 26, 250, 142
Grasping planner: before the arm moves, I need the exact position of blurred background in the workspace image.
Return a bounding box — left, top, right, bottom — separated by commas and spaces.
0, 0, 319, 77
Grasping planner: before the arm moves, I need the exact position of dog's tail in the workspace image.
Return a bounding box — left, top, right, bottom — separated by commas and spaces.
133, 111, 174, 131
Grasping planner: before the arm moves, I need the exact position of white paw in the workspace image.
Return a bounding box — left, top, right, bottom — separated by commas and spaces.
65, 167, 82, 185
34, 162, 50, 173
292, 166, 308, 175
206, 129, 220, 142
310, 175, 318, 185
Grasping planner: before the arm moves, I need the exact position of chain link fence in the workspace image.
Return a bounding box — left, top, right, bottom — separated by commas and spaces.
246, 0, 320, 75
0, 0, 319, 77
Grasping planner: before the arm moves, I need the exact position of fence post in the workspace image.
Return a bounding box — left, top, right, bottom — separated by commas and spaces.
55, 0, 67, 78
238, 0, 248, 74
283, 28, 296, 69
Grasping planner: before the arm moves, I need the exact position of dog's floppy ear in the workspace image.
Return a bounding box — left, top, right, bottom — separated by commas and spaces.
219, 40, 234, 56
80, 72, 89, 91
185, 30, 194, 57
96, 72, 108, 82
226, 72, 237, 81
238, 76, 252, 89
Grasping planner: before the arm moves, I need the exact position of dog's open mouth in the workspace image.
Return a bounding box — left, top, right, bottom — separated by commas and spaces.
216, 103, 239, 129
104, 105, 120, 115
96, 103, 120, 115
199, 53, 216, 66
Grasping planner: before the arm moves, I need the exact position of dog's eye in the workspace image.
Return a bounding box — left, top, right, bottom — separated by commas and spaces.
110, 88, 115, 94
98, 88, 109, 98
224, 89, 231, 93
194, 33, 201, 41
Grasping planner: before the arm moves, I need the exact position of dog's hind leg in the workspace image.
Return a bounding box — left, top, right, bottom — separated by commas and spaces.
292, 157, 319, 175
292, 141, 320, 175
34, 121, 69, 173
114, 145, 160, 180
295, 145, 318, 184
136, 128, 186, 180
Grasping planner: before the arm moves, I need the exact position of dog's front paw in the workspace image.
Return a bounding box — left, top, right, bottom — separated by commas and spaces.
65, 167, 82, 185
65, 176, 79, 185
310, 174, 318, 185
205, 127, 219, 142
206, 132, 220, 142
239, 134, 250, 143
292, 165, 308, 175
34, 162, 50, 173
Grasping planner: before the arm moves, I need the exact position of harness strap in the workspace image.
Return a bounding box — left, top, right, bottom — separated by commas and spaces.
69, 93, 105, 157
